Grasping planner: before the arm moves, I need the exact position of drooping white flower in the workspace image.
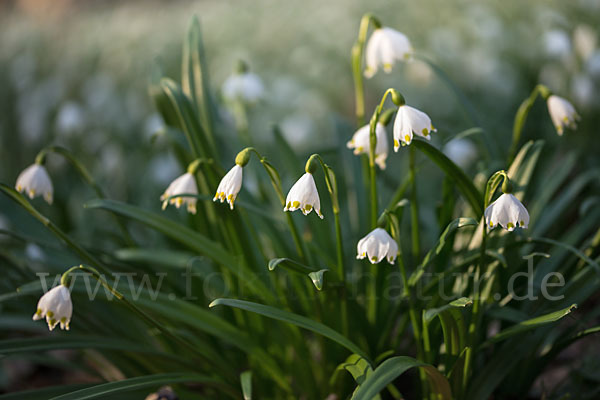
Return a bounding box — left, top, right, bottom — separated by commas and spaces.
222, 72, 264, 103
356, 228, 398, 264
485, 193, 530, 231
364, 27, 413, 78
546, 95, 580, 136
443, 138, 478, 169
346, 123, 389, 169
283, 173, 323, 218
213, 165, 243, 210
32, 284, 73, 331
15, 164, 53, 204
393, 105, 436, 149
160, 172, 198, 214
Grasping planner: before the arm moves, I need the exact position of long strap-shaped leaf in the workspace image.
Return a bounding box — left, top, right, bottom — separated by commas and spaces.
209, 298, 371, 363
48, 373, 231, 400
351, 356, 452, 400
412, 140, 483, 216
85, 199, 274, 302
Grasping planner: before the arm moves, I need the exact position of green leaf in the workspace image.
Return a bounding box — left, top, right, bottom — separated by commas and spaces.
84, 199, 273, 301
209, 298, 370, 363
333, 354, 381, 400
182, 16, 216, 148
48, 373, 225, 400
409, 218, 478, 286
412, 140, 483, 216
483, 304, 577, 346
268, 258, 329, 290
0, 385, 92, 400
240, 370, 252, 400
351, 356, 451, 400
113, 248, 195, 269
507, 140, 543, 200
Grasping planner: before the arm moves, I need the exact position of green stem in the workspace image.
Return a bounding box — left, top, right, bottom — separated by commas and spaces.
232, 100, 251, 144
36, 146, 135, 247
508, 84, 551, 164
307, 154, 347, 334
367, 88, 404, 229
352, 13, 377, 126
409, 146, 420, 260
243, 147, 307, 262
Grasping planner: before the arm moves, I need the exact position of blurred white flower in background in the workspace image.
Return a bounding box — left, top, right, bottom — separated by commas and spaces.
15, 164, 54, 204
543, 29, 571, 58
148, 155, 180, 185
25, 243, 46, 262
222, 70, 264, 103
443, 138, 478, 169
571, 74, 595, 107
144, 113, 166, 140
546, 95, 580, 135
587, 51, 600, 78
393, 105, 436, 148
485, 193, 529, 231
356, 228, 398, 264
280, 113, 316, 148
55, 101, 86, 136
364, 27, 413, 78
284, 172, 323, 218
213, 165, 243, 210
33, 284, 73, 331
573, 24, 597, 60
347, 123, 388, 169
160, 173, 198, 214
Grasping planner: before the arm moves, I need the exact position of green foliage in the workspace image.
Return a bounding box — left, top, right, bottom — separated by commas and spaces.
1, 6, 599, 400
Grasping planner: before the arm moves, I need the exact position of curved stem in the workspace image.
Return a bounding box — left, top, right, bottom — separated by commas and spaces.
244, 147, 306, 262
508, 84, 551, 164
35, 146, 135, 247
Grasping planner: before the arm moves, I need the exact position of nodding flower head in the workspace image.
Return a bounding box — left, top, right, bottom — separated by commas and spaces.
160, 172, 198, 214
485, 193, 530, 231
32, 284, 73, 331
283, 172, 323, 219
347, 122, 389, 169
16, 164, 54, 204
364, 27, 413, 79
393, 105, 436, 149
213, 165, 243, 210
546, 95, 580, 136
356, 228, 398, 264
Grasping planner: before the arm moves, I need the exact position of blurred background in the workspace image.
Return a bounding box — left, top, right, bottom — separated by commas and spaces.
1, 0, 599, 396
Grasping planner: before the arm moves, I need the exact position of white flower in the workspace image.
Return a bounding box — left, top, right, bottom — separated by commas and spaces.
346, 123, 389, 169
283, 172, 323, 218
222, 72, 264, 103
32, 284, 73, 331
15, 164, 53, 204
160, 172, 198, 214
443, 138, 478, 169
213, 165, 243, 210
546, 95, 580, 136
485, 193, 530, 231
356, 228, 398, 264
364, 27, 413, 78
393, 105, 436, 149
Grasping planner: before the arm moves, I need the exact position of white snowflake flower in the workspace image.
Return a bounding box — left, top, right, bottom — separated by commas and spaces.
213, 165, 243, 210
283, 172, 323, 218
393, 105, 436, 149
365, 27, 413, 78
485, 193, 530, 231
160, 172, 198, 214
32, 284, 73, 331
347, 122, 389, 169
546, 95, 580, 136
16, 164, 54, 204
356, 228, 398, 264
